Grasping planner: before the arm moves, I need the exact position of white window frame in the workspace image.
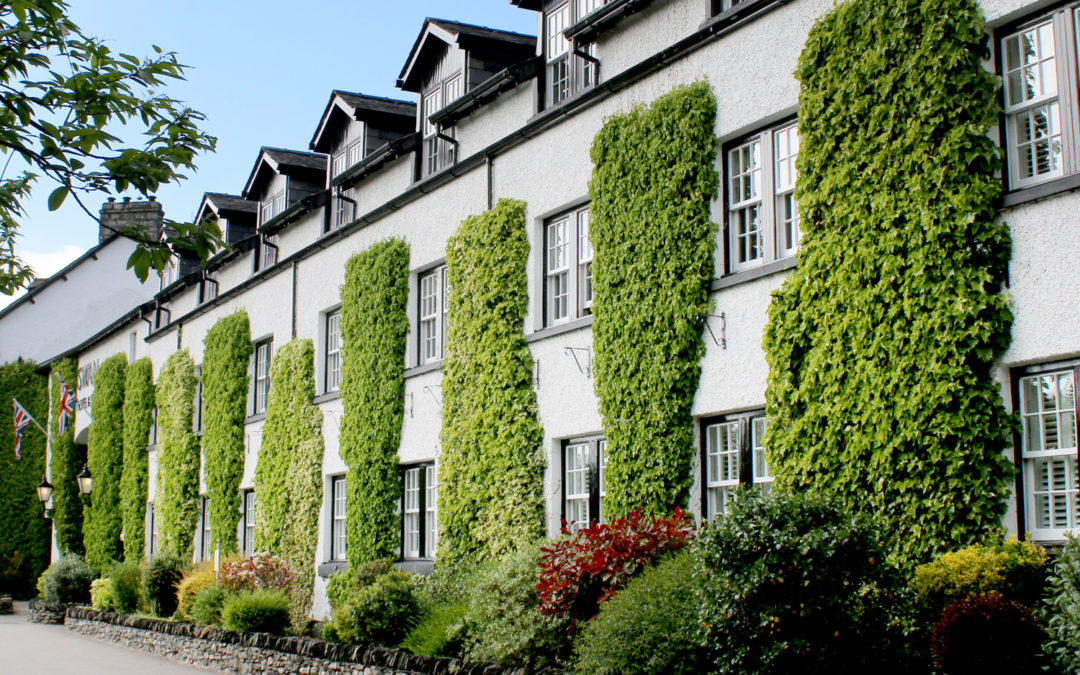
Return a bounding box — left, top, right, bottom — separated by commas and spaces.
1017, 365, 1079, 541
545, 204, 592, 326
253, 339, 272, 415
726, 121, 800, 273
331, 476, 347, 561
401, 462, 436, 560
703, 412, 772, 519
422, 75, 461, 177
242, 490, 256, 555
418, 265, 448, 365
563, 435, 606, 532
544, 1, 602, 108
325, 311, 342, 393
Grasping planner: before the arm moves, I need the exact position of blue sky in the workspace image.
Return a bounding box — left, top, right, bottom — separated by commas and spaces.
9, 0, 537, 288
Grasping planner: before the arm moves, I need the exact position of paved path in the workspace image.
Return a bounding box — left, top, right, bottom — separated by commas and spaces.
0, 601, 208, 674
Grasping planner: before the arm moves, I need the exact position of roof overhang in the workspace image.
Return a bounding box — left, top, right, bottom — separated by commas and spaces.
310, 94, 359, 152
397, 19, 460, 92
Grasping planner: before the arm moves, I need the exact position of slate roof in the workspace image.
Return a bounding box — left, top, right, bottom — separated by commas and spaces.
334, 91, 416, 117
397, 17, 536, 90
204, 192, 258, 214
262, 147, 328, 172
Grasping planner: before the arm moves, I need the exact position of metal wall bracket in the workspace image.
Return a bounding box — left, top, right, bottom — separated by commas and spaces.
705, 312, 726, 350
423, 384, 442, 405
564, 346, 593, 377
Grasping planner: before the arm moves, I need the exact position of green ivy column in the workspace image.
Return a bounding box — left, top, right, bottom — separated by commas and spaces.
49, 358, 84, 555
121, 358, 154, 561
0, 360, 50, 597
254, 338, 324, 625
589, 82, 719, 518
339, 239, 410, 564
763, 0, 1014, 565
202, 310, 253, 555
155, 349, 199, 560
85, 353, 127, 570
440, 199, 546, 567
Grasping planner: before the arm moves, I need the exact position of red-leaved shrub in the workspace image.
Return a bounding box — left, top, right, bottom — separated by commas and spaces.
537, 508, 694, 625
219, 554, 295, 594
931, 595, 1046, 675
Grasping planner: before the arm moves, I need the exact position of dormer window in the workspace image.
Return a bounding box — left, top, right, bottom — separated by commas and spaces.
545, 0, 604, 107
423, 74, 462, 176
260, 191, 286, 226
332, 123, 366, 178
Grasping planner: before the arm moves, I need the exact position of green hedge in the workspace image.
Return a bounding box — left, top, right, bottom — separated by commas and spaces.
254, 338, 324, 624
589, 82, 718, 517
440, 199, 545, 566
339, 239, 410, 564
0, 360, 50, 598
49, 358, 83, 555
202, 310, 253, 555
763, 0, 1013, 564
155, 349, 199, 560
85, 353, 127, 570
121, 358, 154, 561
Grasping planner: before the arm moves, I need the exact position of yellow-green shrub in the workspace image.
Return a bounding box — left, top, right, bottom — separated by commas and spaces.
912, 539, 1047, 611
90, 577, 116, 612
176, 561, 218, 620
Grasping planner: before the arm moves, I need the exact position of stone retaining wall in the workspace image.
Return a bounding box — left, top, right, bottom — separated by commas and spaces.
28, 598, 67, 624
65, 608, 555, 675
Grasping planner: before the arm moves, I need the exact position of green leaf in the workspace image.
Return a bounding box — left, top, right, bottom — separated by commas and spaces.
46, 185, 68, 211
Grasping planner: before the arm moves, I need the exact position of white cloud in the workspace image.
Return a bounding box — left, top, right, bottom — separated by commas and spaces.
0, 244, 86, 310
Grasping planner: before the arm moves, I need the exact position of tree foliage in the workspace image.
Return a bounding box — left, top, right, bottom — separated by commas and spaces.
155, 349, 199, 560
0, 359, 49, 598
121, 357, 154, 561
253, 338, 324, 625
48, 357, 83, 555
589, 81, 718, 518
763, 0, 1014, 564
339, 239, 410, 564
84, 352, 125, 570
202, 310, 252, 555
0, 0, 220, 294
440, 199, 546, 567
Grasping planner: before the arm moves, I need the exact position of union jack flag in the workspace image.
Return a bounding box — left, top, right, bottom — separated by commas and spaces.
57, 375, 75, 436
13, 398, 33, 460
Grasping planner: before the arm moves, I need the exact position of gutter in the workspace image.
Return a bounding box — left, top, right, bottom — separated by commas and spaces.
429, 56, 542, 128
564, 0, 655, 44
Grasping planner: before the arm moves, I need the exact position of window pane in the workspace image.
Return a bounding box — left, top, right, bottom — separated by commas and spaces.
1021, 371, 1077, 457
1031, 455, 1078, 530
705, 422, 740, 518
565, 442, 591, 531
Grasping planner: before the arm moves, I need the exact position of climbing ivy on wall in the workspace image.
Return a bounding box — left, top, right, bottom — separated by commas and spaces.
202, 310, 253, 555
763, 0, 1013, 565
49, 358, 83, 556
589, 81, 718, 518
0, 360, 49, 598
440, 199, 546, 567
253, 339, 324, 625
339, 239, 410, 565
85, 353, 126, 570
155, 349, 199, 561
120, 358, 154, 562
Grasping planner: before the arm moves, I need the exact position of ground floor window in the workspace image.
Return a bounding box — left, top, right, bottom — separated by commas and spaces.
563, 435, 606, 532
1015, 363, 1079, 541
401, 462, 436, 560
242, 490, 256, 554
702, 411, 771, 519
200, 495, 212, 560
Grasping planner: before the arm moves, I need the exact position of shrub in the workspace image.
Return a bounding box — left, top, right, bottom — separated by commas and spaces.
399, 602, 466, 657
106, 560, 143, 614
695, 490, 897, 674
221, 589, 291, 635
325, 570, 419, 647
931, 596, 1046, 674
90, 578, 116, 612
325, 559, 395, 611
38, 554, 93, 604
218, 553, 294, 594
460, 542, 570, 668
912, 538, 1047, 612
573, 548, 707, 674
1042, 535, 1080, 673
176, 562, 218, 620
538, 508, 693, 624
190, 585, 227, 627
143, 553, 184, 617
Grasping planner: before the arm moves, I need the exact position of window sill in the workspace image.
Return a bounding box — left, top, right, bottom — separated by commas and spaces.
395, 559, 434, 576
711, 257, 796, 292
998, 173, 1080, 209
313, 390, 341, 405
244, 412, 267, 424
317, 561, 348, 578
405, 360, 443, 379
526, 315, 595, 343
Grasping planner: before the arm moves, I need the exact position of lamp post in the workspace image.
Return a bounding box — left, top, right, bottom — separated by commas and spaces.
76, 463, 92, 507
35, 475, 53, 519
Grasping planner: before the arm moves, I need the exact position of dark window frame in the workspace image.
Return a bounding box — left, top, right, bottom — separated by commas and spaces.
400, 461, 436, 561
699, 410, 770, 519
560, 434, 606, 531
199, 495, 212, 561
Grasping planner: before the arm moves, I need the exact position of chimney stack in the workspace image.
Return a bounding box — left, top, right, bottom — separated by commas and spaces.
99, 196, 164, 244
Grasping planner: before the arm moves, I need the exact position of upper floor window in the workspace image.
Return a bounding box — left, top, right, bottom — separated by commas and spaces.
325, 310, 342, 392
198, 273, 218, 305
258, 235, 279, 272
160, 261, 177, 290
332, 123, 365, 178
241, 490, 256, 555
1017, 365, 1078, 541
253, 339, 272, 415
1001, 15, 1073, 189
725, 121, 800, 272
402, 463, 437, 560
564, 435, 606, 532
260, 191, 286, 226
545, 1, 600, 107
702, 412, 771, 519
545, 204, 592, 326
418, 265, 448, 365
331, 475, 347, 561
333, 192, 354, 230
423, 76, 462, 177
